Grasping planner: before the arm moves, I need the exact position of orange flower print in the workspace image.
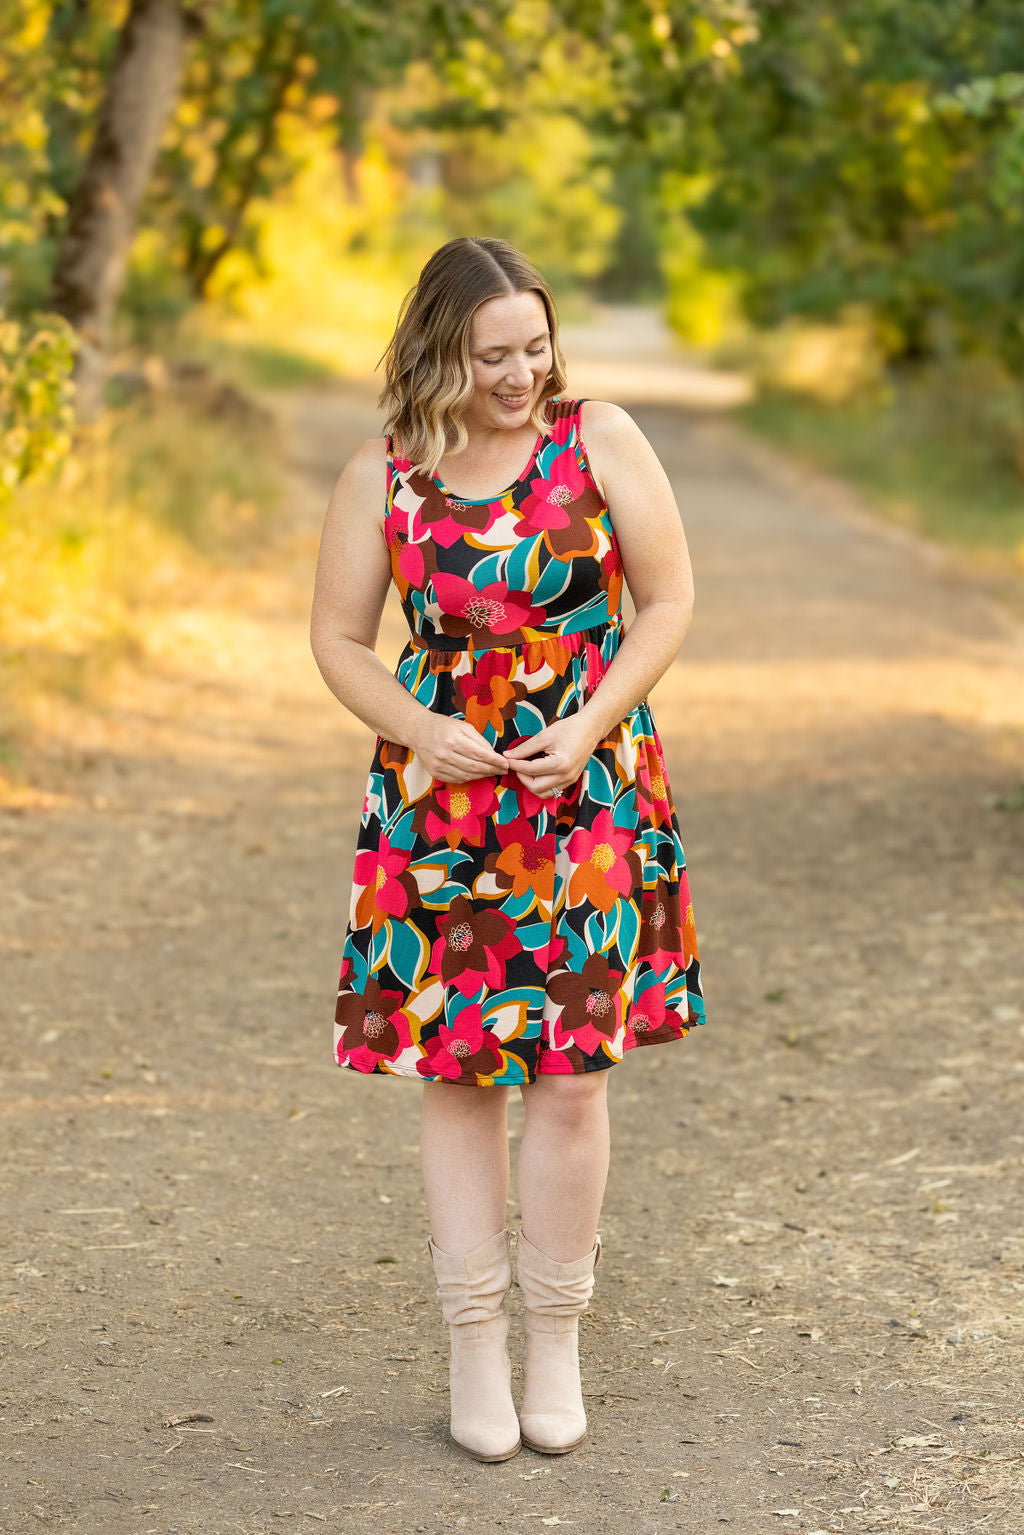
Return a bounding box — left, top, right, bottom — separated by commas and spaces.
566, 809, 640, 913
459, 649, 527, 735
484, 820, 556, 900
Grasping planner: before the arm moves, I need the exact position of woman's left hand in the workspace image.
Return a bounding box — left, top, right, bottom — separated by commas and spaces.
501, 715, 601, 799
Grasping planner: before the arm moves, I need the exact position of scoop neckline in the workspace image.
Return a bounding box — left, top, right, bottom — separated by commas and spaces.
429, 399, 560, 504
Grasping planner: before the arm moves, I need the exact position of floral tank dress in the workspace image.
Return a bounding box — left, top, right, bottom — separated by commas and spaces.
333, 396, 706, 1085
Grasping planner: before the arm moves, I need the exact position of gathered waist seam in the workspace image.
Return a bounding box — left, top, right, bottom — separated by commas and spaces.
406, 614, 622, 655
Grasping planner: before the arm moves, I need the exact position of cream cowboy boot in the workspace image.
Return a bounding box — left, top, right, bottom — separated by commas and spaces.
515, 1226, 602, 1454
426, 1226, 522, 1462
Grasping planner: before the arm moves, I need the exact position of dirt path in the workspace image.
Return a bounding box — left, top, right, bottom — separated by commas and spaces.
3, 339, 1024, 1534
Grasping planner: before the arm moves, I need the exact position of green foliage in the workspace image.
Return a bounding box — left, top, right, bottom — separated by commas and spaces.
588, 0, 1024, 373
144, 0, 507, 307
0, 0, 123, 285
0, 310, 76, 502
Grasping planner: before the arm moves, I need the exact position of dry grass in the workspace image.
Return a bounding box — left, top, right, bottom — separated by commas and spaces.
0, 391, 282, 769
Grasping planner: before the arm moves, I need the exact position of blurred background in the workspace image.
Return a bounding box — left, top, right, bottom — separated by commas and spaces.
4, 0, 1024, 772
4, 9, 1024, 1527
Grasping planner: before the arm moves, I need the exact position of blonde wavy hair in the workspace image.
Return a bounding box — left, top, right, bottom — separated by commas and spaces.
377, 236, 568, 477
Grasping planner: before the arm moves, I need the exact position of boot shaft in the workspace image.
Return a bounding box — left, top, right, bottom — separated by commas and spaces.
515, 1228, 602, 1331
426, 1226, 514, 1329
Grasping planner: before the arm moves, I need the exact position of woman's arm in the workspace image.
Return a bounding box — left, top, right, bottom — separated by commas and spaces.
309, 436, 426, 746
309, 437, 511, 783
575, 398, 694, 742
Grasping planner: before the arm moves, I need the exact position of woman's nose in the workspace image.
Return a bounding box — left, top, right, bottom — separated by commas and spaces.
503, 359, 535, 387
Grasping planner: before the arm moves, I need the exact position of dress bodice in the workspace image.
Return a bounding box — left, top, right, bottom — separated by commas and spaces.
384, 397, 623, 651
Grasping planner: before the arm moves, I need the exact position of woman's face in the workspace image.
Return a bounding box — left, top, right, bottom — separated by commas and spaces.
464, 290, 552, 432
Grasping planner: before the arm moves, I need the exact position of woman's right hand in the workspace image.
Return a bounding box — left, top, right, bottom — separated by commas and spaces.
413, 713, 511, 784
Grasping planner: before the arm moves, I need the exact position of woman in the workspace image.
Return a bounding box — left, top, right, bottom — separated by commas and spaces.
310, 236, 705, 1463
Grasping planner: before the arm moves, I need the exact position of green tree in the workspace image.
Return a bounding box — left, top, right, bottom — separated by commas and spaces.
38, 0, 503, 416
576, 0, 1024, 370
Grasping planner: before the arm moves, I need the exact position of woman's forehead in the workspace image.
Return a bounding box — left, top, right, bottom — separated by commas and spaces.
470, 291, 549, 348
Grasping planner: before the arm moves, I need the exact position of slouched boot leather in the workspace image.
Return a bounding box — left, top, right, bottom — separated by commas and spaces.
515, 1227, 602, 1454
426, 1226, 522, 1462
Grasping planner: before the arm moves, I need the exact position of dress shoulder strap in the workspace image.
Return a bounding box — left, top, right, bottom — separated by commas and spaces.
553, 397, 603, 502
545, 395, 587, 429
384, 432, 396, 515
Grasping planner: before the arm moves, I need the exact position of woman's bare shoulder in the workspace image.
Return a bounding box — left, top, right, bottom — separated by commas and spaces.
343, 433, 389, 478
579, 399, 642, 444
328, 434, 388, 502
578, 401, 647, 498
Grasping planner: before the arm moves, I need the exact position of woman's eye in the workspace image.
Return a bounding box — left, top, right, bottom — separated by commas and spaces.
481, 347, 547, 365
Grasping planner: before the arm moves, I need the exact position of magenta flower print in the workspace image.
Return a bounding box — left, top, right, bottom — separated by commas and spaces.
516, 445, 604, 559
534, 1044, 584, 1075
429, 894, 523, 997
500, 744, 553, 819
412, 778, 499, 851
397, 539, 425, 589
624, 980, 687, 1048
415, 1004, 505, 1081
385, 505, 422, 593
516, 447, 588, 536
335, 978, 413, 1072
352, 835, 419, 934
634, 741, 672, 830
431, 572, 547, 641
385, 502, 437, 594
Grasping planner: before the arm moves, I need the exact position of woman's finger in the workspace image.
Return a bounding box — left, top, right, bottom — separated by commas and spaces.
502, 732, 551, 759
511, 754, 563, 782
451, 727, 511, 771
458, 746, 511, 774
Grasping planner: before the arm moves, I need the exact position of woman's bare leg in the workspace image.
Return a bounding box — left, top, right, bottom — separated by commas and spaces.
420, 1081, 512, 1255
516, 1073, 610, 1259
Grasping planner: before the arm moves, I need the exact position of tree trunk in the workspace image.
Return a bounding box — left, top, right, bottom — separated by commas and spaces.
49, 0, 196, 420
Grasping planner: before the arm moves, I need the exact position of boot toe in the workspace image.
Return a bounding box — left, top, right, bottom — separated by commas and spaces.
451, 1416, 522, 1461
518, 1409, 587, 1455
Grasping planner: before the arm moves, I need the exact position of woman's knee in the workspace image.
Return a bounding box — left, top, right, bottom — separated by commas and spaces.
422, 1081, 510, 1118
519, 1071, 609, 1124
